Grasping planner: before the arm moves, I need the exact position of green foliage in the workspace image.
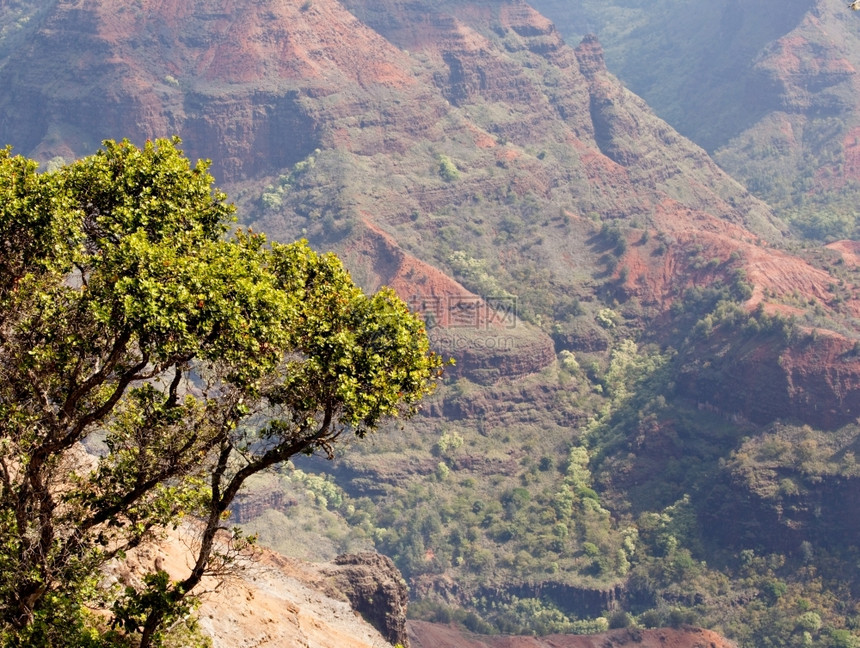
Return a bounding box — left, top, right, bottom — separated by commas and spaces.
559, 349, 580, 373
414, 594, 611, 636
600, 339, 668, 404
0, 577, 110, 648
607, 610, 635, 629
595, 308, 619, 329
0, 139, 441, 646
433, 430, 464, 458
349, 333, 860, 645
112, 571, 197, 648
785, 208, 858, 242
437, 154, 460, 182
447, 251, 515, 301
260, 150, 320, 211
484, 596, 608, 635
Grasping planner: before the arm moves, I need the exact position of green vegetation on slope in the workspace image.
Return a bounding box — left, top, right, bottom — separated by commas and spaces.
254, 270, 860, 646
238, 70, 860, 644
531, 0, 860, 245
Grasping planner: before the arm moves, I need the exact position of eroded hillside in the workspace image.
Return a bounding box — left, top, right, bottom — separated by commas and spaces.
0, 1, 859, 646
532, 0, 860, 241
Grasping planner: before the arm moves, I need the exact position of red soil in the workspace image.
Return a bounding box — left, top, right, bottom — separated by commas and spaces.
827, 240, 860, 267
409, 621, 736, 648
348, 219, 511, 330
85, 0, 417, 88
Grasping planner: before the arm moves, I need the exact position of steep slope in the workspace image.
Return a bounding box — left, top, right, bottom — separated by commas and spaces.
531, 0, 860, 240
529, 0, 814, 152
115, 523, 739, 648
0, 0, 437, 181
112, 531, 406, 648
712, 0, 860, 233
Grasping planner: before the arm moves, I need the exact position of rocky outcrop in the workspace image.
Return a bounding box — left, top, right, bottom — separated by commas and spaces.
323, 552, 411, 648
0, 0, 436, 182
442, 380, 584, 428
573, 35, 785, 241
429, 325, 556, 385
705, 469, 860, 555
712, 3, 860, 196
702, 420, 860, 555
531, 0, 814, 151
4, 0, 860, 641
229, 489, 296, 524
0, 0, 852, 425
678, 327, 860, 430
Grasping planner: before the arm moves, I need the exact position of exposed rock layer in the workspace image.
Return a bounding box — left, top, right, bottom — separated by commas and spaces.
324, 552, 411, 648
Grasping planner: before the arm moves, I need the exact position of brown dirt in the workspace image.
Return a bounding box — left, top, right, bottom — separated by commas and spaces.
348, 219, 492, 330
108, 528, 395, 648
110, 528, 739, 648
89, 0, 417, 88
408, 621, 736, 648
826, 240, 860, 267
4, 0, 856, 409
613, 195, 859, 319
12, 0, 439, 181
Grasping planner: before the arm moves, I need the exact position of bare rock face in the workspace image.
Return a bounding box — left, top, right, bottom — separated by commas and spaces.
428, 325, 556, 385
323, 552, 411, 648
677, 326, 860, 430
706, 464, 860, 555
0, 0, 431, 182
554, 0, 860, 212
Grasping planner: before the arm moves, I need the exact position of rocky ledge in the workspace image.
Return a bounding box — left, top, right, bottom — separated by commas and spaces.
323, 552, 411, 648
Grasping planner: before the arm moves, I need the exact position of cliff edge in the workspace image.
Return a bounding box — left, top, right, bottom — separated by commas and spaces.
112, 533, 403, 648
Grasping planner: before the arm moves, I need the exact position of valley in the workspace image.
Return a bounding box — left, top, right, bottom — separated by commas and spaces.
0, 1, 859, 646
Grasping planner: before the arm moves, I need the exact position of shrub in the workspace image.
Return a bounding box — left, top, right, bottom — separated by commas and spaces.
438, 155, 460, 182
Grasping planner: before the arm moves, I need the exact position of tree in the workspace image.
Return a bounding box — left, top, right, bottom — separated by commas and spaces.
0, 138, 442, 647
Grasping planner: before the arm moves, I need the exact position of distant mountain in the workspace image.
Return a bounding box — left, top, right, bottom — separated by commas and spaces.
531, 0, 860, 239
1, 0, 859, 644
